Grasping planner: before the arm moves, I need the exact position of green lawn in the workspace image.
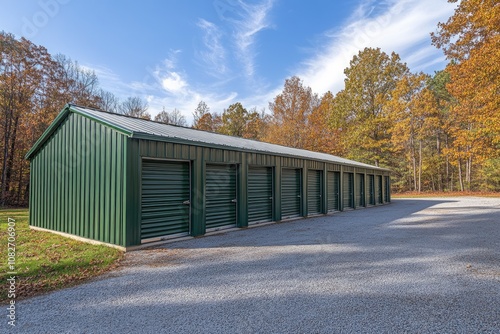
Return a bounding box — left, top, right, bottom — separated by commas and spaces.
0, 209, 123, 303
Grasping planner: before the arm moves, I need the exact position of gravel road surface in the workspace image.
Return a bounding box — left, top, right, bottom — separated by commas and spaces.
7, 197, 500, 333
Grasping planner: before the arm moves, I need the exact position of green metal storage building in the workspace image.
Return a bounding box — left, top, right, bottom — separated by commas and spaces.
26, 104, 391, 250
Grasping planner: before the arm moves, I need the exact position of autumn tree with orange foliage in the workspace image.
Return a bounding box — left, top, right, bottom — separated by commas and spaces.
332, 48, 409, 167
265, 76, 319, 148
0, 33, 149, 206
387, 73, 442, 192
304, 91, 345, 156
218, 102, 267, 140
432, 0, 500, 190
0, 33, 57, 205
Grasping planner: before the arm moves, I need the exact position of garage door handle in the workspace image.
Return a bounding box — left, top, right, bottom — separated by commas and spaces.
231, 199, 237, 203
297, 195, 301, 198
182, 200, 190, 205
269, 197, 273, 200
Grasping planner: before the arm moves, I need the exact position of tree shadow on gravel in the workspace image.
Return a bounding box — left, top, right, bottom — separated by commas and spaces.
157, 199, 457, 249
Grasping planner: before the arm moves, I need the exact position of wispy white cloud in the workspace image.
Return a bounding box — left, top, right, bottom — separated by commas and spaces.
80, 64, 133, 98
403, 44, 447, 72
196, 19, 227, 77
296, 0, 456, 95
150, 50, 191, 95
231, 0, 274, 78
137, 56, 241, 123
83, 48, 186, 100
163, 49, 181, 70
159, 72, 188, 94
238, 86, 280, 113
412, 56, 448, 73
147, 91, 239, 124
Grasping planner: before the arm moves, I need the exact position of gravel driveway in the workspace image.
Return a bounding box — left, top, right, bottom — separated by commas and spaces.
8, 197, 500, 333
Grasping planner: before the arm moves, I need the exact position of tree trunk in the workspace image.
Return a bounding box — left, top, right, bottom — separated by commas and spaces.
458, 159, 464, 191
23, 179, 30, 206
418, 140, 422, 192
412, 146, 417, 192
16, 159, 24, 205
445, 137, 450, 191
410, 134, 416, 191
436, 134, 443, 192
4, 115, 19, 204
450, 171, 454, 192
466, 155, 472, 190
1, 109, 13, 206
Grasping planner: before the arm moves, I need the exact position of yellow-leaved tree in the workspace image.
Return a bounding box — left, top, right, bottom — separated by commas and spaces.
432, 0, 500, 190
332, 47, 409, 167
264, 76, 319, 148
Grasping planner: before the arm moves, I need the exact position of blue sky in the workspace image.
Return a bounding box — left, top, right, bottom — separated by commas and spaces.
1, 0, 456, 123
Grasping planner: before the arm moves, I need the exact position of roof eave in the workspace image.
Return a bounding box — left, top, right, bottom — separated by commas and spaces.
25, 104, 72, 160
69, 105, 134, 137
130, 132, 389, 172
25, 104, 134, 161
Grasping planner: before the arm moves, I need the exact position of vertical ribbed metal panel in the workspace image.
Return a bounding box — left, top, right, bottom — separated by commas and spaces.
141, 160, 190, 239
328, 164, 341, 171
377, 175, 383, 204
355, 173, 365, 207
248, 167, 273, 224
205, 164, 237, 229
281, 168, 301, 218
343, 172, 354, 209
307, 170, 322, 215
384, 176, 391, 202
307, 161, 323, 170
282, 158, 302, 168
327, 171, 340, 211
28, 113, 127, 246
368, 175, 375, 205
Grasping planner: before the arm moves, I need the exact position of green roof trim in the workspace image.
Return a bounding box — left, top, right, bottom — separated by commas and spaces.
25, 104, 133, 160
69, 105, 133, 137
129, 132, 388, 171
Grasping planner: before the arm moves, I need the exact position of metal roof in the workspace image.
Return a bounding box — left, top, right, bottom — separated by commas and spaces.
26, 104, 388, 171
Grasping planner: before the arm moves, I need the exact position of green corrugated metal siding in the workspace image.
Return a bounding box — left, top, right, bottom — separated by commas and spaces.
328, 164, 341, 172
248, 167, 273, 224
307, 170, 322, 215
141, 160, 190, 239
368, 175, 375, 205
247, 153, 276, 166
307, 161, 324, 170
384, 176, 391, 202
377, 175, 383, 204
327, 171, 340, 211
281, 168, 301, 218
205, 164, 237, 229
204, 147, 241, 163
343, 172, 354, 209
139, 140, 194, 160
344, 166, 354, 173
28, 113, 127, 246
281, 157, 303, 168
355, 173, 365, 207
